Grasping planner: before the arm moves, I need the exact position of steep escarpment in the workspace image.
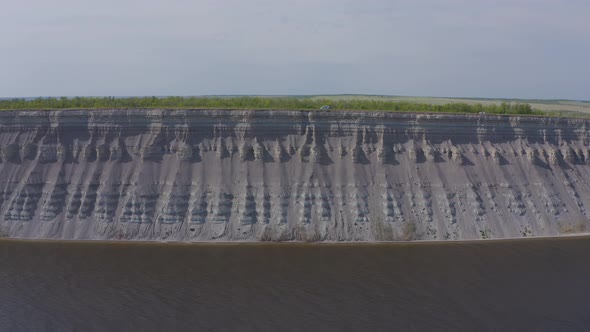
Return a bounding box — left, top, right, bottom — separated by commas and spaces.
0, 109, 589, 241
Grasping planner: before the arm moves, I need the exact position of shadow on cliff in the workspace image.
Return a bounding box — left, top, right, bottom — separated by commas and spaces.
190, 151, 202, 163
496, 154, 511, 166
382, 154, 400, 166
119, 149, 134, 163
433, 151, 446, 163
354, 150, 370, 165
414, 149, 427, 164
462, 156, 476, 166
261, 149, 275, 163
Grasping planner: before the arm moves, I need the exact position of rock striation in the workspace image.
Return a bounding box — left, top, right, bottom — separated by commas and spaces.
0, 109, 590, 241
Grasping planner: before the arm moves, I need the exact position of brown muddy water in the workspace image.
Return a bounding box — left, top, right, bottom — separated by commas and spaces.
1, 238, 589, 332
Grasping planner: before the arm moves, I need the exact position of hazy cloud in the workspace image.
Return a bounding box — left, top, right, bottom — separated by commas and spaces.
1, 0, 589, 99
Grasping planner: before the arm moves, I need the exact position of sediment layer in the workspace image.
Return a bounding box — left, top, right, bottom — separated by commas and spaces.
0, 109, 589, 241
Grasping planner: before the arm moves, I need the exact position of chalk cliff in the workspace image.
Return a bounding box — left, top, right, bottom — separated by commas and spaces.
0, 109, 589, 241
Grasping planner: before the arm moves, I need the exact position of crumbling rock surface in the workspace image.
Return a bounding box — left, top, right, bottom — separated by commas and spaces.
0, 109, 589, 242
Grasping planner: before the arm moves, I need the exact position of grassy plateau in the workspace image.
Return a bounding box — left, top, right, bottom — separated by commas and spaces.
1, 95, 589, 117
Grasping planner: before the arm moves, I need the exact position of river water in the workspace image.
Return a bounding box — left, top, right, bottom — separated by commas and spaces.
1, 237, 589, 331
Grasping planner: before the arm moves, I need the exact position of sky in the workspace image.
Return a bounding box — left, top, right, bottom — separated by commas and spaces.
1, 0, 589, 99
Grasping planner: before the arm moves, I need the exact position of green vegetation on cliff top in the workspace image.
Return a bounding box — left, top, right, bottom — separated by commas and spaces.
0, 96, 585, 117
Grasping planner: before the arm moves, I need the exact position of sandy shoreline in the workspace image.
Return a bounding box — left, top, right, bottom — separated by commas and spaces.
3, 233, 590, 248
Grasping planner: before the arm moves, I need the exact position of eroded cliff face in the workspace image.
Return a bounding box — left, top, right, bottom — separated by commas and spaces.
0, 109, 589, 241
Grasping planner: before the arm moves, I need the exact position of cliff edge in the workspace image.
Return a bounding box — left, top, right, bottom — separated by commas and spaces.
0, 109, 589, 241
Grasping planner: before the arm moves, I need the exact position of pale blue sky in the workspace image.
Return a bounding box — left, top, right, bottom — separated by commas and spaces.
1, 0, 589, 99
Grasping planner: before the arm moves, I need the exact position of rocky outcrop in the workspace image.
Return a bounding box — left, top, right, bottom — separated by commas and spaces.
0, 109, 590, 242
